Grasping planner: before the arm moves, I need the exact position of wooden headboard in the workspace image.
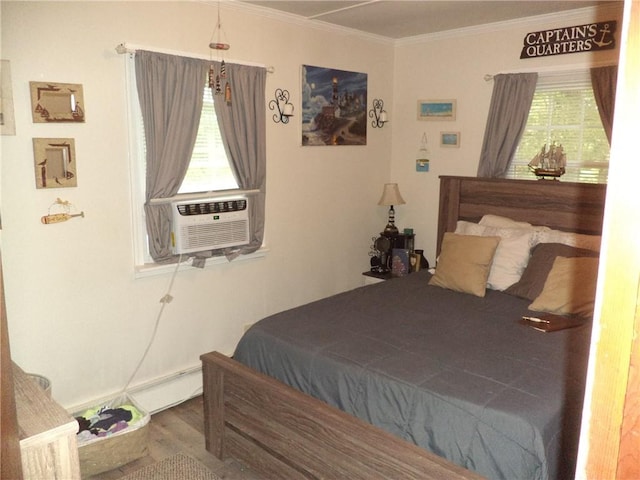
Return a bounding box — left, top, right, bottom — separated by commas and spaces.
436, 176, 607, 255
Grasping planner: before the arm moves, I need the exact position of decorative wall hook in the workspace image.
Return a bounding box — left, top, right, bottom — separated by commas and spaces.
369, 98, 388, 128
416, 133, 430, 172
269, 88, 294, 124
41, 198, 85, 224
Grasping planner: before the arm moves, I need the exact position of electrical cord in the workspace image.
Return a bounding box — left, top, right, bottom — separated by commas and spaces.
121, 254, 183, 394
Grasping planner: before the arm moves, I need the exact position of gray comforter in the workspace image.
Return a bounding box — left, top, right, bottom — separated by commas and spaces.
233, 270, 591, 480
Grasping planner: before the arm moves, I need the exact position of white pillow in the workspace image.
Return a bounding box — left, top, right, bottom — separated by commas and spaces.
478, 214, 602, 252
455, 220, 483, 236
455, 221, 535, 291
479, 214, 533, 229
535, 229, 601, 252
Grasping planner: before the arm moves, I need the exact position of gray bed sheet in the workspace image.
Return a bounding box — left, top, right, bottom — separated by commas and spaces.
233, 270, 591, 480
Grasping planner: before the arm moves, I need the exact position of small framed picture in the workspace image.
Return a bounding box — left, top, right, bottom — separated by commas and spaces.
33, 138, 77, 189
1, 60, 16, 135
391, 248, 410, 277
417, 99, 456, 121
440, 131, 460, 148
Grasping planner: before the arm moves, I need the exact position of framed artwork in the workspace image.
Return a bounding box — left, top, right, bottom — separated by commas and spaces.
33, 138, 77, 189
30, 81, 85, 123
417, 99, 456, 121
1, 60, 16, 135
440, 131, 461, 148
391, 248, 410, 277
301, 65, 367, 146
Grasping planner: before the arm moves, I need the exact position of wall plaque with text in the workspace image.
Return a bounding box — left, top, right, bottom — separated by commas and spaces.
520, 21, 616, 59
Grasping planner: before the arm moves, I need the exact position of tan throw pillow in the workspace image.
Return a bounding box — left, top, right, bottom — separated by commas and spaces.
429, 232, 500, 297
528, 256, 599, 317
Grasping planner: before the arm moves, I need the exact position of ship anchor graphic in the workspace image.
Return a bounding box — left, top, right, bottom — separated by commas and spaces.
593, 23, 613, 47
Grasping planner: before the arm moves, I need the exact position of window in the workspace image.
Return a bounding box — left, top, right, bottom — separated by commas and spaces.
131, 70, 238, 195
126, 50, 267, 272
178, 86, 238, 193
507, 71, 609, 183
126, 54, 239, 268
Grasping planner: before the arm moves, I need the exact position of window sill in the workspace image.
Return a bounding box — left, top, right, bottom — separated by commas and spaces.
134, 246, 269, 279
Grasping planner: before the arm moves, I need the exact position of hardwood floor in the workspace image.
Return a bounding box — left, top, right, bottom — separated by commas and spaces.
87, 395, 262, 480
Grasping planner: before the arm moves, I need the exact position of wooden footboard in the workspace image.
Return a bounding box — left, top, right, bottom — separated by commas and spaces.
201, 351, 484, 480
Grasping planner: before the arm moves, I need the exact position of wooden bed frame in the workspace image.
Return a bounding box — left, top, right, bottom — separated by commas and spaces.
435, 176, 605, 255
201, 176, 606, 479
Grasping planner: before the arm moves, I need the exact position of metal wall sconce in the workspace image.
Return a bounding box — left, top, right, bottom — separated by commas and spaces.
269, 88, 294, 124
369, 98, 388, 128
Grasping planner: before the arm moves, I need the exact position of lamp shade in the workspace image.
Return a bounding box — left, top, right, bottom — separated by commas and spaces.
378, 183, 406, 206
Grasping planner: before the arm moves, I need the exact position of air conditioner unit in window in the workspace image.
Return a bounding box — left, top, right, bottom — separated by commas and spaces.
171, 196, 250, 254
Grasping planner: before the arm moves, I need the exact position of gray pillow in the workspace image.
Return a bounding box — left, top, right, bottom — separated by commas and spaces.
504, 243, 599, 301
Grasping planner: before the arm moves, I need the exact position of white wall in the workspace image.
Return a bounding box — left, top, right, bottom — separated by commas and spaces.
0, 1, 394, 410
0, 1, 623, 412
392, 4, 622, 262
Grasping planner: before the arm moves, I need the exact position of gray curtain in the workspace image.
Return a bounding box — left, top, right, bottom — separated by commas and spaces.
590, 65, 617, 145
211, 62, 266, 256
477, 73, 538, 178
135, 50, 209, 263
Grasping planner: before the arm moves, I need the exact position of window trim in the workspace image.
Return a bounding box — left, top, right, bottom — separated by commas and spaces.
134, 248, 270, 278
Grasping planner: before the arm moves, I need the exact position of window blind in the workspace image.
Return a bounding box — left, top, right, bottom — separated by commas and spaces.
507, 70, 609, 184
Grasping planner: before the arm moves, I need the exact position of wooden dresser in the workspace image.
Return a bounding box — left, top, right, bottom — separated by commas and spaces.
13, 363, 81, 479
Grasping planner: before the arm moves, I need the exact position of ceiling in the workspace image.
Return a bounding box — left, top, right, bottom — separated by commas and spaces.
239, 1, 612, 40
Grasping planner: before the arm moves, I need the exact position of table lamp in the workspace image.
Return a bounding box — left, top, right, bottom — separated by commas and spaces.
378, 183, 405, 235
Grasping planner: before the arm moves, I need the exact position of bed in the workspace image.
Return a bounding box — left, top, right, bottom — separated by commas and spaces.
201, 176, 606, 480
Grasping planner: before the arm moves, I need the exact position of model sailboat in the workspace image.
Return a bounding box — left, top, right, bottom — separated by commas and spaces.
529, 143, 566, 179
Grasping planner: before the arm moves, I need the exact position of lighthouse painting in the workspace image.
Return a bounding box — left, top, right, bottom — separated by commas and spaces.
301, 65, 368, 146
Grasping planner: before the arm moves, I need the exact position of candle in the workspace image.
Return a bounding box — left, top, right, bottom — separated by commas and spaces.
283, 103, 294, 116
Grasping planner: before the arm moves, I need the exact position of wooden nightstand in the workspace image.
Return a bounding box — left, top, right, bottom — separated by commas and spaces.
362, 270, 393, 285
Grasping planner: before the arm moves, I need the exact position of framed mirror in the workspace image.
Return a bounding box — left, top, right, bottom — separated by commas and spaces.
30, 81, 85, 123
33, 138, 77, 188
